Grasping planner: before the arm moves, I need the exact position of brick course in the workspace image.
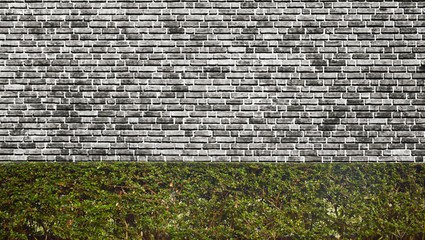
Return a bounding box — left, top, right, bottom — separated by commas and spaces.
0, 0, 424, 162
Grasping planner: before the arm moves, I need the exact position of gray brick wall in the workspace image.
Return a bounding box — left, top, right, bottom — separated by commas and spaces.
0, 0, 424, 162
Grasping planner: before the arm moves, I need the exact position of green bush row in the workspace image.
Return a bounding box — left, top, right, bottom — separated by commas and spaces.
1, 163, 424, 239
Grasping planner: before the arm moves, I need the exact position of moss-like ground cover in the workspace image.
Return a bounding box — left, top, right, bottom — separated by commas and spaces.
1, 162, 424, 239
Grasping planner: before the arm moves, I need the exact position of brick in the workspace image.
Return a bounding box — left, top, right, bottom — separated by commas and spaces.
0, 0, 422, 162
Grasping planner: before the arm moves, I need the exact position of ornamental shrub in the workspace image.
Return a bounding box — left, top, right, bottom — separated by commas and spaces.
0, 163, 424, 239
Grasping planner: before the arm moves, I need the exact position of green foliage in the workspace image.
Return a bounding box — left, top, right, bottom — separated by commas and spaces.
0, 163, 424, 239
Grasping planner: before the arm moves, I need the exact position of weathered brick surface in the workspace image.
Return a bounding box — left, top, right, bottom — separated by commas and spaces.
0, 0, 424, 162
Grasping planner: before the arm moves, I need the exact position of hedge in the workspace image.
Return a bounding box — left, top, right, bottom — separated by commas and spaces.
0, 163, 424, 239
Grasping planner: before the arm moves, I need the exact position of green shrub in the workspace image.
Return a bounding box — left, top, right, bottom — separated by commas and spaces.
0, 163, 424, 239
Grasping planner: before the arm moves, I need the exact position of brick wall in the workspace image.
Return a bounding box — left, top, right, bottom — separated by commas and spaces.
0, 0, 424, 162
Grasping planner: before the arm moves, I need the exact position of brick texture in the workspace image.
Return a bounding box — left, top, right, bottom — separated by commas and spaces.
0, 0, 424, 162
